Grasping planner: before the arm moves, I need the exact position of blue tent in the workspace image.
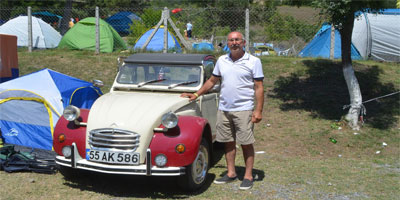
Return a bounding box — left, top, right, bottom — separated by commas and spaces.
0, 68, 102, 150
106, 11, 141, 35
134, 26, 181, 52
192, 42, 214, 51
32, 11, 62, 24
298, 23, 361, 60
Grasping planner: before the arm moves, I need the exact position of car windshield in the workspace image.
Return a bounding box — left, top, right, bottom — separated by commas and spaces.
117, 63, 201, 88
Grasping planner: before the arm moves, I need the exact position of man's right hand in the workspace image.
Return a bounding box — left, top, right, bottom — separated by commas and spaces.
180, 93, 197, 101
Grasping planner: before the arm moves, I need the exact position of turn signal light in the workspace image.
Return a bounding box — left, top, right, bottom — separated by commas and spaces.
175, 144, 185, 153
58, 134, 65, 143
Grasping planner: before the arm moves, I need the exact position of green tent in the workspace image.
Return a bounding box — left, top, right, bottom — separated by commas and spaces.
58, 17, 127, 53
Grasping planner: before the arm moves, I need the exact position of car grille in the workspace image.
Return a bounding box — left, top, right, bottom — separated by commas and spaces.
89, 128, 140, 152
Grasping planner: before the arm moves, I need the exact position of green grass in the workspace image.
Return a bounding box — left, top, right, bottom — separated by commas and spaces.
1, 49, 398, 199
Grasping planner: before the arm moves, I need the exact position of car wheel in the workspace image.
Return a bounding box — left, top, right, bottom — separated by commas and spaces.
179, 138, 210, 191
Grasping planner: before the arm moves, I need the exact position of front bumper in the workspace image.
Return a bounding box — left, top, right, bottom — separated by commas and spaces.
55, 143, 185, 176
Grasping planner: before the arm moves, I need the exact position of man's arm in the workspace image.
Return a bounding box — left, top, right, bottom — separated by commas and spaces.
252, 80, 264, 123
181, 75, 220, 100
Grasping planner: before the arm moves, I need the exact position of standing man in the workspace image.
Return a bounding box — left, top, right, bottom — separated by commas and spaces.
186, 22, 192, 38
181, 31, 264, 190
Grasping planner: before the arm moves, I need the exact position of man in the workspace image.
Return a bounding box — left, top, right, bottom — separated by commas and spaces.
186, 22, 192, 38
181, 31, 264, 190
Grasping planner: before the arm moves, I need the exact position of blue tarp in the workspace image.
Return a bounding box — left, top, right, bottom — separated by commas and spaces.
298, 23, 362, 60
106, 11, 141, 35
192, 42, 214, 51
0, 68, 102, 150
134, 26, 181, 52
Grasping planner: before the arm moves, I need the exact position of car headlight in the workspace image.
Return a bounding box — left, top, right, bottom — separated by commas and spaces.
63, 105, 80, 121
154, 154, 167, 167
161, 112, 178, 129
62, 146, 72, 158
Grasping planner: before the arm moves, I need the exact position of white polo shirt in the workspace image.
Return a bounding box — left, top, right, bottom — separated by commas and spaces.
212, 52, 264, 111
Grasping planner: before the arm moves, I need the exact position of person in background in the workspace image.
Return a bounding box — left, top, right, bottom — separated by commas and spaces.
186, 21, 192, 38
69, 18, 74, 28
180, 31, 264, 190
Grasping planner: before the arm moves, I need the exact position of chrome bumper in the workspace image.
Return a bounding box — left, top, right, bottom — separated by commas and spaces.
55, 143, 185, 176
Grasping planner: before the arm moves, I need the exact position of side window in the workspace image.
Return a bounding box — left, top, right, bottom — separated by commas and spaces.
203, 60, 215, 80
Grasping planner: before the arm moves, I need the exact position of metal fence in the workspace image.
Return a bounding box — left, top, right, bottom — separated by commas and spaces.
0, 6, 320, 55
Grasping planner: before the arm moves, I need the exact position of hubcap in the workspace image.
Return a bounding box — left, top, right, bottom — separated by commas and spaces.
191, 145, 208, 184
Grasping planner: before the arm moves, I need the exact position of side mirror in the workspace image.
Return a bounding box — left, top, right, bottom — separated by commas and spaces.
92, 80, 104, 88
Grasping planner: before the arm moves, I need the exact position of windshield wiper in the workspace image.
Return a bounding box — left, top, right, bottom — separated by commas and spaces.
138, 78, 166, 87
168, 80, 198, 89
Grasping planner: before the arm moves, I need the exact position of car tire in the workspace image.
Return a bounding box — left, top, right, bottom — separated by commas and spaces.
178, 138, 210, 191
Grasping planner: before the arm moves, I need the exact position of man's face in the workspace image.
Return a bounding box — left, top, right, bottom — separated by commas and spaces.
227, 32, 245, 53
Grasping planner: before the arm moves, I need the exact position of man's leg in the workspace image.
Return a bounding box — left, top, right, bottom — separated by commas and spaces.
241, 144, 254, 181
225, 141, 237, 178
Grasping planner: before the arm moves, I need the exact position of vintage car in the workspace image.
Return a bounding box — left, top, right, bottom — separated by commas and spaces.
53, 53, 219, 191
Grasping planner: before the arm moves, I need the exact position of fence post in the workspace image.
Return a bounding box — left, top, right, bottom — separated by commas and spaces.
163, 7, 168, 53
330, 25, 335, 59
27, 6, 32, 52
245, 8, 249, 53
95, 6, 100, 54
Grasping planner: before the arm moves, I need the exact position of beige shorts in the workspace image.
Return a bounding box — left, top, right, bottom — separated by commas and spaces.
216, 110, 255, 145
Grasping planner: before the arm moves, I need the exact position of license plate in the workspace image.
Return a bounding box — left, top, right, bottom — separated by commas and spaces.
86, 149, 140, 165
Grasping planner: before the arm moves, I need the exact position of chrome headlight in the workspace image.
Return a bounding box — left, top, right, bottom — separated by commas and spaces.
154, 154, 167, 167
161, 112, 178, 129
62, 146, 72, 158
63, 105, 80, 121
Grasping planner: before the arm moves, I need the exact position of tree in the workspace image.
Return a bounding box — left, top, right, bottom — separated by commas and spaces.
288, 0, 395, 130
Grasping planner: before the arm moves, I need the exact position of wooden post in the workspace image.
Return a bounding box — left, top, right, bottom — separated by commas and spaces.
95, 6, 100, 54
27, 7, 32, 52
163, 7, 168, 53
245, 8, 249, 53
330, 25, 335, 59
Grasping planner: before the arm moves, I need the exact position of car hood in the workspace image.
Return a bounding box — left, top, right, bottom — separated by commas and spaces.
86, 91, 193, 162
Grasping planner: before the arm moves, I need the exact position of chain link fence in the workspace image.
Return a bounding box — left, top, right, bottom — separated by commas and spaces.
0, 6, 320, 55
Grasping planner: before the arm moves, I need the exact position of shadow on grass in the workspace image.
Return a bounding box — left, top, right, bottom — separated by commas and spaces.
60, 143, 226, 198
269, 59, 399, 129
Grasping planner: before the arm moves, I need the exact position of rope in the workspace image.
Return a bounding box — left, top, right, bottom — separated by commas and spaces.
343, 91, 400, 110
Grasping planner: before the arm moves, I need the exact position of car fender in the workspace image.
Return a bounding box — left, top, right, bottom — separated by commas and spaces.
149, 115, 209, 167
53, 109, 89, 158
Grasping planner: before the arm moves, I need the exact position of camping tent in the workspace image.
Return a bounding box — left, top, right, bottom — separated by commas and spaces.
298, 23, 362, 60
134, 25, 181, 51
0, 16, 61, 48
58, 17, 127, 53
106, 11, 141, 35
0, 68, 102, 150
192, 42, 214, 51
32, 11, 62, 25
352, 9, 400, 62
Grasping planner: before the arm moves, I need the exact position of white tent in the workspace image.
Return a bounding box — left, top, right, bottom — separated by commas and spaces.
0, 16, 61, 48
352, 9, 400, 62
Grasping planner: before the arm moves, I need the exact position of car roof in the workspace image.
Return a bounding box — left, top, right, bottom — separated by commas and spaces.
124, 53, 215, 65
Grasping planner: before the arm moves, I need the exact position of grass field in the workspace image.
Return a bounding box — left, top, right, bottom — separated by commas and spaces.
1, 49, 399, 199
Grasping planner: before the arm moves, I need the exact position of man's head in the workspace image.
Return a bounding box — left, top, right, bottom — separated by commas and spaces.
227, 31, 245, 57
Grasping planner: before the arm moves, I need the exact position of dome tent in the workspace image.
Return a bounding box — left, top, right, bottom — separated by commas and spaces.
58, 17, 127, 53
0, 68, 102, 150
133, 25, 181, 52
0, 16, 61, 48
298, 23, 362, 60
106, 11, 141, 35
